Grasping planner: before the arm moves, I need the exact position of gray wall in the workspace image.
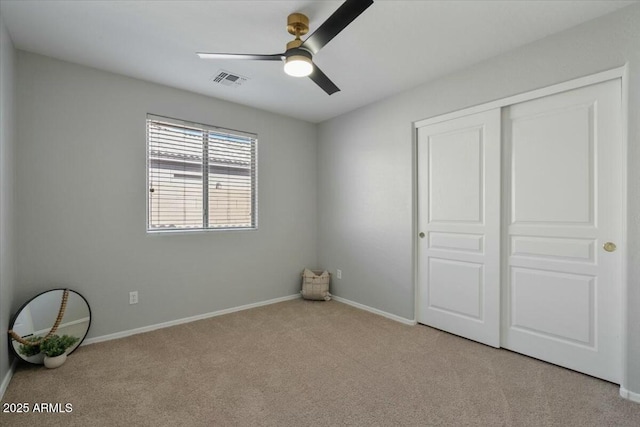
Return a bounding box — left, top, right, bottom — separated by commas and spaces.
16, 52, 318, 339
317, 4, 640, 393
0, 12, 17, 388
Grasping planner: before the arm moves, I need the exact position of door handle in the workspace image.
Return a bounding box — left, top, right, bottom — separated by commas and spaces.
603, 242, 617, 252
419, 232, 425, 239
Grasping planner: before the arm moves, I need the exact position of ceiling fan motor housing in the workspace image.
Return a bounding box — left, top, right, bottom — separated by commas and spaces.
285, 47, 312, 60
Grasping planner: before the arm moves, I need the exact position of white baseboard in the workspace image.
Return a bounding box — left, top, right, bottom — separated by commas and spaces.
0, 359, 17, 401
332, 295, 417, 326
83, 293, 301, 346
620, 386, 640, 403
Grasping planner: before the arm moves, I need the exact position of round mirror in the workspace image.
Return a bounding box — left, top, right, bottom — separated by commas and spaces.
8, 289, 91, 364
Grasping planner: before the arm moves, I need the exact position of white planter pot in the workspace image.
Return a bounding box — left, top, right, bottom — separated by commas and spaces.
44, 353, 67, 369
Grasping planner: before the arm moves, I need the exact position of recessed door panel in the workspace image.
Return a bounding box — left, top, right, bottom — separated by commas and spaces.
429, 129, 483, 223
511, 236, 595, 263
429, 258, 483, 320
510, 267, 594, 346
429, 232, 483, 253
511, 105, 593, 225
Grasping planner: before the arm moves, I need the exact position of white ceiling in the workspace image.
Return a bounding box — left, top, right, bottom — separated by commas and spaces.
1, 1, 635, 123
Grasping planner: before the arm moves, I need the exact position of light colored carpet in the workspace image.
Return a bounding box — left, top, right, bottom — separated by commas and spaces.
2, 299, 639, 426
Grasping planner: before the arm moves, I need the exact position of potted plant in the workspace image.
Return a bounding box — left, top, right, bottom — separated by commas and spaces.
18, 336, 42, 358
39, 334, 79, 369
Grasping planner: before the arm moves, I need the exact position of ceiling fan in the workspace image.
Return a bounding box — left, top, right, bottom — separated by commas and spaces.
197, 0, 374, 95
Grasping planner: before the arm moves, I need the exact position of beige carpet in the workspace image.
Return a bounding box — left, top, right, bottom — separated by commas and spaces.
2, 299, 639, 426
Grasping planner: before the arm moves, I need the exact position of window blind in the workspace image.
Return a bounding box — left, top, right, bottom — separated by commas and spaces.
147, 114, 257, 232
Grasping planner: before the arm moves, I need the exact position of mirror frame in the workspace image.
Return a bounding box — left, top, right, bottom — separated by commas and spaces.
8, 288, 92, 365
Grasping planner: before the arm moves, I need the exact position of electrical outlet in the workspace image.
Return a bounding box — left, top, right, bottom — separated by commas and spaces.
336, 269, 342, 280
129, 291, 138, 305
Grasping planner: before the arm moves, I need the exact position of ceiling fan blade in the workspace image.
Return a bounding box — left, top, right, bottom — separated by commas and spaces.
301, 0, 374, 55
197, 52, 284, 61
309, 64, 340, 95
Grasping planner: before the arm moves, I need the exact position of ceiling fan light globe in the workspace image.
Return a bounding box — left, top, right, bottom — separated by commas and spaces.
284, 55, 313, 77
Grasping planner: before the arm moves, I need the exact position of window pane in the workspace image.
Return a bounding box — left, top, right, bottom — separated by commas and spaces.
148, 121, 203, 229
146, 116, 257, 232
208, 132, 254, 228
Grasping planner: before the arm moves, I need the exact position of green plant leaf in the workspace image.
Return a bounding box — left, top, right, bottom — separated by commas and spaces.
18, 336, 42, 357
39, 334, 80, 357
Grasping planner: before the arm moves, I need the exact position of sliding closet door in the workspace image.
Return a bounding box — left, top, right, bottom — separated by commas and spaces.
417, 109, 501, 347
502, 80, 622, 382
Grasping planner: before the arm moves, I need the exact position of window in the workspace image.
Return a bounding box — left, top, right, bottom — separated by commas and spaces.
146, 114, 257, 232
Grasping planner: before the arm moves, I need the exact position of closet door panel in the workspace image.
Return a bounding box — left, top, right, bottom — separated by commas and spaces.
503, 79, 622, 383
417, 109, 501, 347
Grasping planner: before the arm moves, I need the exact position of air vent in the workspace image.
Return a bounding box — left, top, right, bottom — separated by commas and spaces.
211, 70, 249, 88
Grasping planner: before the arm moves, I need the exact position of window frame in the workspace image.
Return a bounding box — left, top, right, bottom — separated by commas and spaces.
145, 114, 258, 233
